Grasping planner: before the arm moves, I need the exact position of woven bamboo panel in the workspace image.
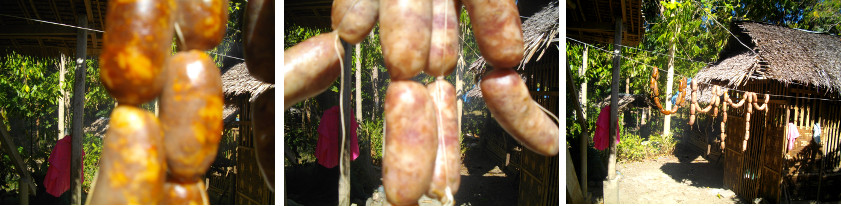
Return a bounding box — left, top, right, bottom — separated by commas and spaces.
236, 146, 274, 205
517, 168, 546, 206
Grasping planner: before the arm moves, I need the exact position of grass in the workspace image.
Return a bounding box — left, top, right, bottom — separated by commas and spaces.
617, 132, 678, 162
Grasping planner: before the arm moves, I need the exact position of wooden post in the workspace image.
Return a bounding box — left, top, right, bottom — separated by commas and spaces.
566, 147, 584, 203
355, 43, 362, 123
58, 54, 67, 141
567, 65, 587, 200
21, 176, 29, 205
608, 17, 622, 180
339, 40, 352, 206
664, 0, 678, 136
70, 15, 88, 205
0, 121, 36, 199
580, 47, 588, 111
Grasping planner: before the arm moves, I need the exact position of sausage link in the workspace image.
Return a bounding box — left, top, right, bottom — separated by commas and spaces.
159, 179, 209, 205
253, 87, 276, 191
175, 0, 228, 50
332, 0, 379, 44
160, 51, 224, 181
88, 106, 166, 204
463, 0, 524, 69
283, 31, 343, 110
425, 80, 461, 200
480, 68, 559, 156
380, 0, 432, 80
383, 80, 438, 205
244, 0, 275, 83
425, 0, 460, 76
100, 0, 175, 105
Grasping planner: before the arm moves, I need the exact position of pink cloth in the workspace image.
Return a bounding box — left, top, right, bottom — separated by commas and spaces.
787, 123, 800, 151
315, 106, 360, 168
594, 106, 620, 151
44, 135, 85, 197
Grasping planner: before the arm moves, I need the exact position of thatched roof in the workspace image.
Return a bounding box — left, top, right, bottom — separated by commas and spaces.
694, 21, 841, 94
567, 0, 644, 46
469, 1, 559, 74
222, 62, 273, 103
0, 1, 107, 58
596, 93, 651, 112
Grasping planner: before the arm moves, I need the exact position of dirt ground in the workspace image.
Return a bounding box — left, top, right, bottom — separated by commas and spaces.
286, 135, 520, 206
600, 142, 745, 204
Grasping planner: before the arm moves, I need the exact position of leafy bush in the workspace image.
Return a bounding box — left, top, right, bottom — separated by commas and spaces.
359, 118, 384, 165
82, 133, 102, 193
617, 133, 677, 162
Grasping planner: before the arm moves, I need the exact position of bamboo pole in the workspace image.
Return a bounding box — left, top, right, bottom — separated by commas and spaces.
567, 65, 588, 200
608, 17, 622, 180
70, 15, 88, 205
339, 40, 352, 206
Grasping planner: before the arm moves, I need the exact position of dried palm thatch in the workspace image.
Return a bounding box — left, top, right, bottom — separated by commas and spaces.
596, 93, 651, 112
694, 21, 841, 95
468, 1, 559, 75
222, 62, 273, 103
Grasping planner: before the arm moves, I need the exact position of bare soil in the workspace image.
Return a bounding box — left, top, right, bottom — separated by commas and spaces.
600, 142, 746, 204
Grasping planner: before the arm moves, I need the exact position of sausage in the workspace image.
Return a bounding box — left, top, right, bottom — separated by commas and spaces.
380, 0, 432, 80
159, 51, 224, 181
88, 106, 166, 204
175, 0, 228, 50
244, 0, 275, 83
283, 31, 343, 110
332, 0, 379, 44
425, 0, 460, 76
159, 179, 209, 205
425, 80, 461, 201
480, 68, 559, 156
252, 87, 275, 191
463, 0, 524, 69
100, 0, 174, 105
383, 80, 438, 205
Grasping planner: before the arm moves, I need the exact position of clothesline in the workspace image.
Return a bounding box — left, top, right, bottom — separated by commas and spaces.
566, 37, 841, 102
0, 14, 245, 62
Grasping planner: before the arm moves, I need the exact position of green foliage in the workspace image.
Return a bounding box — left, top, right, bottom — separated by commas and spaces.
82, 133, 103, 193
617, 133, 677, 162
359, 117, 384, 163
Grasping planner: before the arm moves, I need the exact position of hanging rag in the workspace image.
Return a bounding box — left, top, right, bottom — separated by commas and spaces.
594, 105, 621, 151
813, 123, 822, 144
786, 123, 799, 151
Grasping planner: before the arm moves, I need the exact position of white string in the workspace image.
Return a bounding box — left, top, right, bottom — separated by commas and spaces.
0, 14, 105, 33
567, 36, 841, 102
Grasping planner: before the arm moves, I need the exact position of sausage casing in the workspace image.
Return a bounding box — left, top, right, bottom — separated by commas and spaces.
88, 106, 166, 204
380, 0, 432, 80
159, 179, 209, 205
480, 68, 559, 156
252, 87, 275, 191
283, 31, 343, 110
100, 0, 174, 105
175, 0, 228, 50
244, 0, 275, 83
463, 0, 524, 69
425, 80, 461, 200
425, 0, 460, 76
160, 51, 224, 181
332, 0, 379, 44
383, 80, 438, 205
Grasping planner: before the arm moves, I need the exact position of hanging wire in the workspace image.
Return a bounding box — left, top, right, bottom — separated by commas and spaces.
0, 14, 104, 33
0, 14, 247, 62
566, 36, 841, 102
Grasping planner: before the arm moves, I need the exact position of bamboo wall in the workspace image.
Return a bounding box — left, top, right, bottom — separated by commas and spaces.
234, 97, 275, 205
719, 80, 841, 203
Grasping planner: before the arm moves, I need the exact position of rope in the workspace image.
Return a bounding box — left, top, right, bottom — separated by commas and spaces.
0, 14, 246, 62
567, 36, 841, 102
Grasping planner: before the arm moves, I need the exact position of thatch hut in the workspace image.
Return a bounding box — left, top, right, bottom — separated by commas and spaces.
693, 21, 841, 203
468, 2, 559, 205
208, 62, 274, 205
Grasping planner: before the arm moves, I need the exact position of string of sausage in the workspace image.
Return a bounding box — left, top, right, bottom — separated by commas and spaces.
649, 67, 687, 115
686, 78, 770, 151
